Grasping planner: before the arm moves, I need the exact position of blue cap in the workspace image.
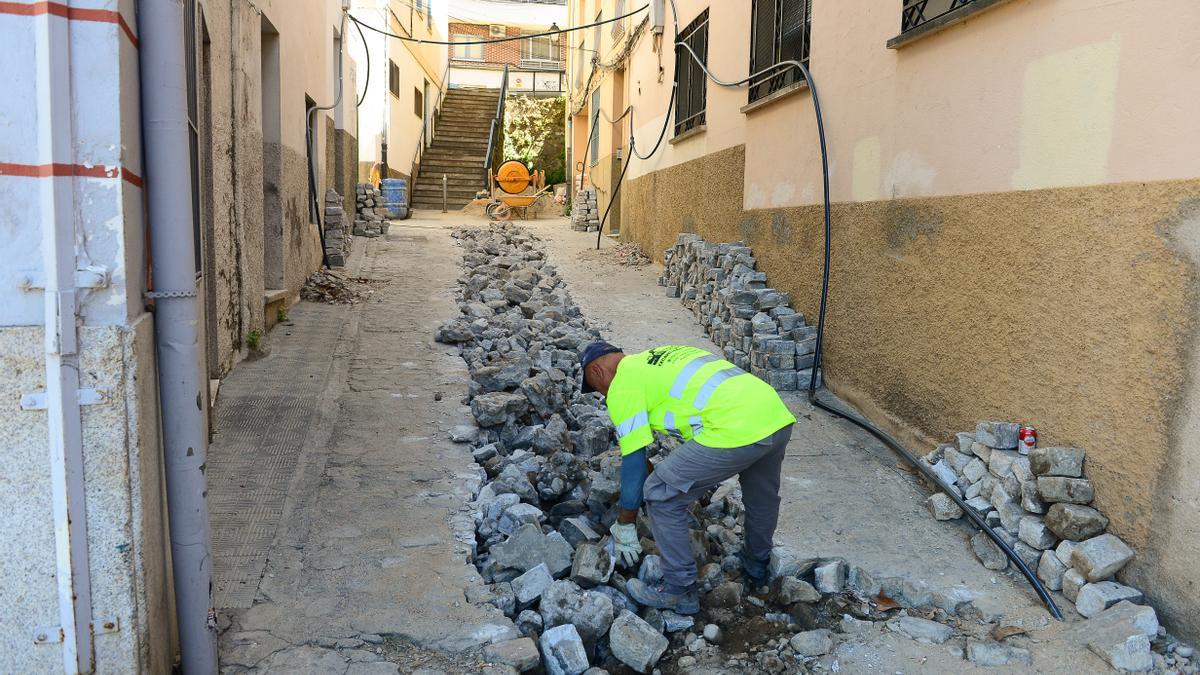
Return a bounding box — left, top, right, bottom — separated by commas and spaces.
579, 340, 622, 393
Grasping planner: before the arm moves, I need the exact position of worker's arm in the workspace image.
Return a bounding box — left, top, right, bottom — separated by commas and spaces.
618, 449, 651, 522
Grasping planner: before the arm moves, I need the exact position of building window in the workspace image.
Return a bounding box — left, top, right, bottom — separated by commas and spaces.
748, 0, 811, 104
593, 11, 602, 57
415, 0, 424, 16
576, 40, 587, 86
388, 60, 400, 97
414, 87, 423, 117
674, 9, 708, 136
522, 32, 560, 64
589, 88, 600, 166
612, 0, 626, 38
453, 34, 483, 60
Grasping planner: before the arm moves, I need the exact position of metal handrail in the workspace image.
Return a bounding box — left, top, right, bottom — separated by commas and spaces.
483, 64, 510, 186
410, 59, 452, 189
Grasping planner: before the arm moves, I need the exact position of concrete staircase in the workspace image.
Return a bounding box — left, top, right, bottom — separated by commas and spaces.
411, 88, 500, 210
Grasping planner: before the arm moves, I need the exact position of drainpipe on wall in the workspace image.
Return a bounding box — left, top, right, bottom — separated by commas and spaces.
32, 8, 95, 673
137, 1, 218, 673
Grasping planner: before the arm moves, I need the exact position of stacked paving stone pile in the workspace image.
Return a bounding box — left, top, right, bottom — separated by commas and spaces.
659, 234, 820, 392
353, 182, 389, 238
435, 223, 923, 673
922, 422, 1195, 671
570, 188, 599, 232
322, 189, 351, 267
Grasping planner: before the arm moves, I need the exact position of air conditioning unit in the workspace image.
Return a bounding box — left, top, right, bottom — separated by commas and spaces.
489, 24, 506, 37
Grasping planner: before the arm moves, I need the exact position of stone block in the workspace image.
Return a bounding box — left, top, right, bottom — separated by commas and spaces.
789, 629, 833, 657
1037, 550, 1068, 591
971, 532, 1008, 570
970, 442, 993, 463
1029, 446, 1085, 477
539, 581, 614, 650
776, 577, 821, 605
956, 431, 976, 454
1037, 477, 1095, 504
988, 449, 1020, 478
511, 563, 554, 605
608, 611, 668, 674
483, 638, 540, 672
1045, 503, 1108, 541
769, 546, 818, 580
814, 559, 846, 593
559, 517, 602, 549
1075, 581, 1144, 618
1063, 568, 1087, 602
963, 457, 988, 483
1072, 534, 1135, 581
1012, 541, 1042, 569
1055, 539, 1079, 566
1018, 516, 1058, 550
943, 447, 972, 473
975, 421, 1021, 449
926, 493, 963, 520
570, 543, 613, 588
930, 460, 960, 492
998, 501, 1026, 535
539, 624, 590, 675
1020, 480, 1046, 514
964, 495, 992, 514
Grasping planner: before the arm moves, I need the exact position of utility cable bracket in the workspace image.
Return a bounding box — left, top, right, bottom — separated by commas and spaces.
20, 388, 110, 411
16, 266, 110, 291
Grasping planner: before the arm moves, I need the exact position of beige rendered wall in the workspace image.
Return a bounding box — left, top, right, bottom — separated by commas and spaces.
607, 0, 1200, 642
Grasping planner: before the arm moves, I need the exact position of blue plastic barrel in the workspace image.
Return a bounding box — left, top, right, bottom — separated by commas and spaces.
381, 178, 409, 219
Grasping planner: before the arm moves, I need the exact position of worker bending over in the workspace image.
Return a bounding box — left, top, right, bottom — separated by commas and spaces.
579, 342, 796, 614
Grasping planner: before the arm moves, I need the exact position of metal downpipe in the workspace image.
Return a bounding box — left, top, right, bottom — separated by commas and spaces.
137, 0, 219, 671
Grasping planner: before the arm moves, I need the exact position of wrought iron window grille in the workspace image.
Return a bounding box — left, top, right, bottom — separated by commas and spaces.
748, 0, 811, 105
901, 0, 978, 33
674, 8, 709, 137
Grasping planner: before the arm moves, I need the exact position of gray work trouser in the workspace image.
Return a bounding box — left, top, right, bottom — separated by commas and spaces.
642, 424, 793, 589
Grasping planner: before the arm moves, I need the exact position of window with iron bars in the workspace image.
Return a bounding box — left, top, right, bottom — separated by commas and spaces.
590, 87, 600, 165
900, 0, 982, 34
673, 8, 708, 136
748, 0, 811, 104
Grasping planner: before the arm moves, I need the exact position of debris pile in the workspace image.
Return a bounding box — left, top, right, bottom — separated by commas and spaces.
922, 424, 1196, 671
569, 187, 599, 232
436, 223, 946, 674
300, 270, 373, 305
659, 234, 821, 392
323, 189, 351, 267
354, 182, 390, 238
611, 241, 652, 267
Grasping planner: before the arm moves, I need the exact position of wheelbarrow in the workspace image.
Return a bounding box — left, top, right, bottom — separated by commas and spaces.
486, 160, 553, 221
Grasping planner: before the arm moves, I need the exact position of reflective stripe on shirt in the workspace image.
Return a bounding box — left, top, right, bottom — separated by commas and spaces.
615, 410, 649, 438
688, 415, 704, 435
668, 354, 719, 399
693, 366, 748, 409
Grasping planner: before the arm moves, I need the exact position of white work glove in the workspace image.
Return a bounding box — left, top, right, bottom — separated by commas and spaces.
609, 522, 642, 567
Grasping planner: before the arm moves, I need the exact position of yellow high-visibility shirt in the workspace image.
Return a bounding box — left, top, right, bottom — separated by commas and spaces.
605, 345, 796, 455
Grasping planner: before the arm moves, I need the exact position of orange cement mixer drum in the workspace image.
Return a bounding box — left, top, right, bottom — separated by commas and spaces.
496, 160, 532, 194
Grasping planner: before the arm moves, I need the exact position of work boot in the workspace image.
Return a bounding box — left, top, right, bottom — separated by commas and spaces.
739, 550, 770, 590
626, 578, 700, 615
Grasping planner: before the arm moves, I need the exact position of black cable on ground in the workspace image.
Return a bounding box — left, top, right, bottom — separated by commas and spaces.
784, 59, 1064, 620
306, 125, 330, 270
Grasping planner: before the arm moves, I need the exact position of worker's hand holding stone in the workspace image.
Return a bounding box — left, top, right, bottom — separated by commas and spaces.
609, 522, 642, 566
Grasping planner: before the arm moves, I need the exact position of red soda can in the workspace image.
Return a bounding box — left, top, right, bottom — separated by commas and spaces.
1019, 426, 1037, 455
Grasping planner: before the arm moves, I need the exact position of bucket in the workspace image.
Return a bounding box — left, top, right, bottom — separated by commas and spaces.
381, 178, 409, 219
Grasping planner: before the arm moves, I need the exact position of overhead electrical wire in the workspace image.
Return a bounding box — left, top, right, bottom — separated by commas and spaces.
346, 4, 649, 46
353, 17, 370, 107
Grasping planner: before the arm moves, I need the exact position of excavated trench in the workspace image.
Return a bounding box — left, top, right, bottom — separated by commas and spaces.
435, 223, 932, 674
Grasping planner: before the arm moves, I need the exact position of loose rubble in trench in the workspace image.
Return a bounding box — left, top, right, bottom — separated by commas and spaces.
434, 223, 982, 674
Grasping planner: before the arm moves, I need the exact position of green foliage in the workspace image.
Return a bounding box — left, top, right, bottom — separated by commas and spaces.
246, 330, 263, 352
277, 307, 289, 323
503, 95, 566, 183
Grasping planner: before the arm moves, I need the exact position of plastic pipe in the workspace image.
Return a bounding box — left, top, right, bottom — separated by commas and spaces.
137, 1, 219, 671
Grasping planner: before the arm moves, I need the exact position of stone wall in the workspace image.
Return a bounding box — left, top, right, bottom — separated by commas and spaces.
620, 146, 1200, 641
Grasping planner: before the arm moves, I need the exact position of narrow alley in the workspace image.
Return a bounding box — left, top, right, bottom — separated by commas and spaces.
208, 211, 1135, 674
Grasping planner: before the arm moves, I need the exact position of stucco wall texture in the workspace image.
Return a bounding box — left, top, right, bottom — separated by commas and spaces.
0, 320, 175, 673
621, 147, 1200, 641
